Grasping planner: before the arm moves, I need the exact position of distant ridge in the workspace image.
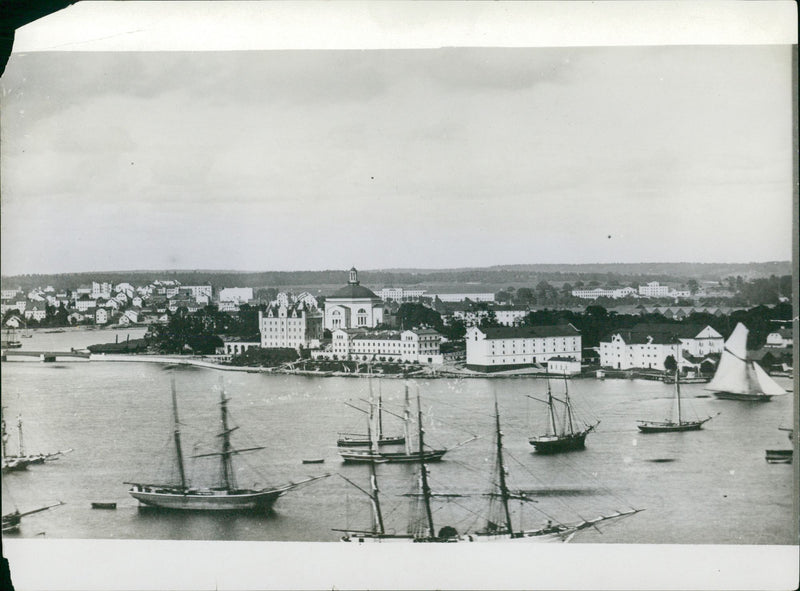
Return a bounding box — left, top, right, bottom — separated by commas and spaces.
1, 261, 790, 292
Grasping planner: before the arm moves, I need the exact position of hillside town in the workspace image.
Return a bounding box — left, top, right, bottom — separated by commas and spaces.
1, 266, 793, 379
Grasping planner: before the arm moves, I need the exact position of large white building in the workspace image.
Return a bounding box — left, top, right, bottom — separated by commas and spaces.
638, 282, 670, 298
324, 268, 384, 330
259, 303, 323, 350
430, 293, 495, 303
330, 327, 443, 364
219, 287, 254, 304
465, 324, 582, 372
599, 324, 723, 370
380, 287, 426, 302
571, 287, 637, 300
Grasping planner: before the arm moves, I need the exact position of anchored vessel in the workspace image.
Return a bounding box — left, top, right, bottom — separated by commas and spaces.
338, 383, 464, 464
528, 376, 599, 453
336, 395, 640, 543
1, 407, 72, 472
126, 379, 327, 511
337, 379, 405, 448
705, 323, 788, 402
637, 370, 717, 433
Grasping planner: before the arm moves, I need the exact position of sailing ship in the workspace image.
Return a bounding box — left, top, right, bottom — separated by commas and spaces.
705, 323, 788, 402
337, 379, 405, 448
637, 370, 717, 433
126, 379, 328, 511
1, 476, 64, 533
338, 384, 463, 464
1, 407, 72, 468
336, 395, 641, 543
528, 376, 599, 453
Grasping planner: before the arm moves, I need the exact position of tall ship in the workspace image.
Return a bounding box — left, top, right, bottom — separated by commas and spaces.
528, 376, 599, 453
637, 370, 717, 433
338, 383, 470, 464
336, 394, 640, 543
1, 406, 72, 470
705, 323, 788, 402
337, 378, 405, 448
126, 379, 328, 511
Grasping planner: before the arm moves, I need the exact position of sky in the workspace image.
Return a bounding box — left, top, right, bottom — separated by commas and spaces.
0, 4, 795, 276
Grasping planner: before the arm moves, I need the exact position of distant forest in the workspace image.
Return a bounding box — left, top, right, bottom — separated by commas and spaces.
0, 261, 792, 292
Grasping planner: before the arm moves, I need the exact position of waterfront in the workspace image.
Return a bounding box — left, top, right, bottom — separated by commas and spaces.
1, 328, 794, 544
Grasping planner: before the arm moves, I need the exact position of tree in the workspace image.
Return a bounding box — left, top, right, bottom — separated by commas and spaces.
664, 355, 677, 372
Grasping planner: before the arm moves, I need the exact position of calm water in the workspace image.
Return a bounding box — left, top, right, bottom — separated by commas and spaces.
1, 329, 795, 544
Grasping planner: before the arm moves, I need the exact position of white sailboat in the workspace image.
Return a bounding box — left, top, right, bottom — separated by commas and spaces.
705, 323, 788, 402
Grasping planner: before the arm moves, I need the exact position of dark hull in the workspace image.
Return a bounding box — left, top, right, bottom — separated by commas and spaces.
529, 432, 589, 454
637, 421, 705, 433
765, 450, 792, 464
337, 435, 406, 447
339, 449, 447, 463
712, 392, 773, 402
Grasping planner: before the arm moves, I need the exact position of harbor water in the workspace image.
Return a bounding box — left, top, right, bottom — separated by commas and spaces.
1, 328, 795, 544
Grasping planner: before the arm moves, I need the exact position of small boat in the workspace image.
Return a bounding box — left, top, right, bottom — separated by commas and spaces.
1, 327, 22, 349
301, 459, 325, 464
528, 375, 599, 453
705, 323, 788, 402
126, 378, 329, 512
637, 370, 716, 433
91, 502, 118, 510
765, 450, 792, 464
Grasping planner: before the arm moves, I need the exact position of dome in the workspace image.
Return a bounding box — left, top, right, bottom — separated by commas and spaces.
330, 284, 380, 300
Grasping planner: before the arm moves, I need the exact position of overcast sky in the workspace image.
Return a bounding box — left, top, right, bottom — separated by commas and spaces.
0, 24, 793, 275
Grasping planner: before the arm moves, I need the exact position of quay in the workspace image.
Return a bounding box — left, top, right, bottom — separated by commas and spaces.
1, 349, 91, 362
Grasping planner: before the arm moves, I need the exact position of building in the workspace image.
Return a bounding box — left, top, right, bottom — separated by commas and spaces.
324, 268, 384, 330
638, 282, 670, 298
330, 327, 443, 364
465, 324, 582, 372
429, 292, 495, 303
571, 287, 637, 300
599, 324, 723, 370
259, 303, 323, 350
493, 305, 530, 326
24, 304, 47, 322
222, 339, 261, 356
547, 356, 582, 376
380, 287, 426, 302
92, 282, 113, 299
219, 287, 253, 304
95, 308, 109, 325
765, 328, 793, 348
295, 292, 319, 309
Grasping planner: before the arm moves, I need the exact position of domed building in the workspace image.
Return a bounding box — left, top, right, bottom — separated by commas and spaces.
324, 267, 384, 330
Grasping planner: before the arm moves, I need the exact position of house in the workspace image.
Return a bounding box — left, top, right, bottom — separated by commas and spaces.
465, 324, 582, 372
547, 356, 582, 376
493, 305, 530, 326
599, 324, 723, 370
259, 303, 323, 350
765, 328, 793, 348
24, 304, 47, 322
95, 308, 109, 325
67, 311, 85, 324
74, 295, 97, 312
295, 292, 320, 309
222, 338, 261, 357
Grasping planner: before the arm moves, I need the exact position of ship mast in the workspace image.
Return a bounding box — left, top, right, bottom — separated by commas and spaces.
547, 380, 558, 436
1, 407, 8, 459
403, 383, 412, 455
493, 397, 515, 536
416, 390, 435, 539
675, 369, 683, 425
218, 382, 237, 491
563, 373, 575, 435
366, 421, 385, 535
170, 379, 187, 491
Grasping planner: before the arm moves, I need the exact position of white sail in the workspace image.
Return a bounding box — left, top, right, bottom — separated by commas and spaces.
706, 323, 755, 394
752, 362, 788, 396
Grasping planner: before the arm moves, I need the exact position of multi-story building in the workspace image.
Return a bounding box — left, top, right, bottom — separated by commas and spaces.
493, 305, 530, 326
324, 268, 384, 330
259, 303, 323, 350
330, 327, 443, 364
24, 304, 47, 322
571, 287, 637, 300
638, 282, 670, 298
465, 325, 582, 372
295, 292, 319, 309
380, 287, 426, 302
181, 285, 213, 304
765, 328, 792, 348
599, 324, 723, 370
92, 282, 113, 299
429, 292, 495, 303
219, 287, 253, 304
